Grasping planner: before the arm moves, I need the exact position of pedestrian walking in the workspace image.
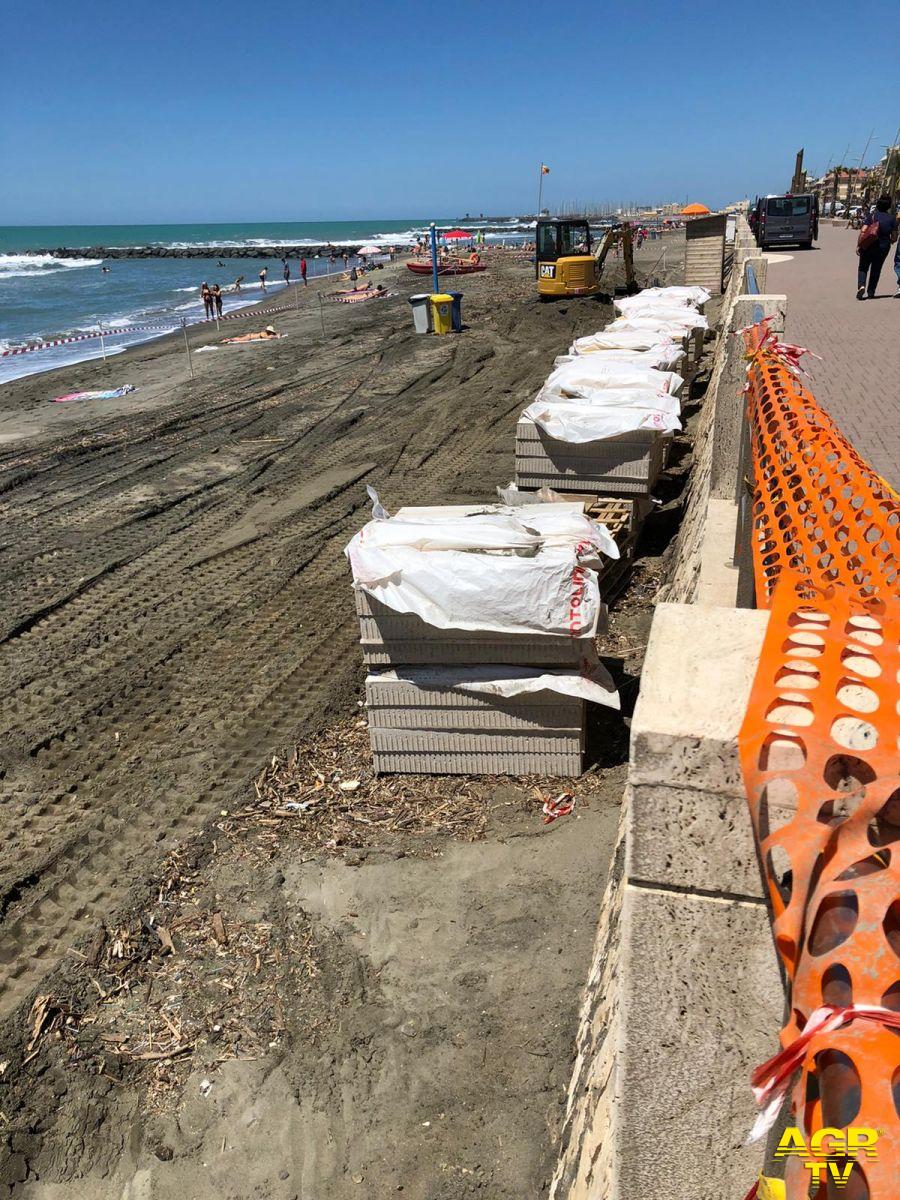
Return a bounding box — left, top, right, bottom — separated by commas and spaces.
259, 266, 268, 291
856, 194, 897, 300
212, 283, 223, 318
300, 256, 308, 285
283, 259, 291, 286
200, 281, 213, 319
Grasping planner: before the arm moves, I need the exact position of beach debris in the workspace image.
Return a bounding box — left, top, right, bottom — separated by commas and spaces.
52, 385, 136, 404
24, 994, 76, 1059
156, 925, 176, 956
211, 912, 228, 946
536, 789, 576, 825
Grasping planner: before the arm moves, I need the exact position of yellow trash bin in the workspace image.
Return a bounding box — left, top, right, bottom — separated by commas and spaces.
429, 293, 454, 335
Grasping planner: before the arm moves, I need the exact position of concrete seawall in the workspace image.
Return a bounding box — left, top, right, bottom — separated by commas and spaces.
551, 217, 786, 1199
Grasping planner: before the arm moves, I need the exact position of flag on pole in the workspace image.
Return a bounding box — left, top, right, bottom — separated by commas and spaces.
541, 164, 550, 174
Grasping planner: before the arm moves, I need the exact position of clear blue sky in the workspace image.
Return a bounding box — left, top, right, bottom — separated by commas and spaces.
2, 0, 894, 225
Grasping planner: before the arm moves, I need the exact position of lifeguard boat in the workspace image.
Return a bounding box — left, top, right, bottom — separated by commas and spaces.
406, 259, 486, 276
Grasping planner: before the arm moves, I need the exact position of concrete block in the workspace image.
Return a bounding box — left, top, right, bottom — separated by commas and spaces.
709, 293, 786, 501
626, 782, 793, 898
515, 420, 666, 497
743, 255, 768, 292
629, 604, 769, 796
615, 885, 781, 1200
372, 745, 583, 777
356, 591, 607, 667
696, 496, 740, 607
366, 675, 584, 733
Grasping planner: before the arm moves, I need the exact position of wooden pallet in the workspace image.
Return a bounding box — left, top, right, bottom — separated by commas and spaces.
584, 496, 633, 539
585, 497, 650, 601
508, 490, 649, 600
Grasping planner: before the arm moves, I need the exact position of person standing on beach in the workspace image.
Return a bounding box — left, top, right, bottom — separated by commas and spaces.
342, 252, 349, 269
300, 256, 308, 285
212, 283, 223, 318
283, 259, 291, 287
259, 266, 268, 291
856, 195, 897, 300
200, 282, 213, 318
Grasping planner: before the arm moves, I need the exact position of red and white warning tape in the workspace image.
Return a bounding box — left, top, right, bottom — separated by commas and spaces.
1, 323, 175, 357
747, 1003, 900, 1143
1, 266, 385, 360
0, 300, 303, 359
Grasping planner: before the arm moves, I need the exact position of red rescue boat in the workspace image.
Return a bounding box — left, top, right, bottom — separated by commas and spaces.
406, 259, 487, 276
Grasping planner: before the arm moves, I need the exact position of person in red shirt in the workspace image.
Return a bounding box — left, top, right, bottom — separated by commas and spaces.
300, 256, 308, 286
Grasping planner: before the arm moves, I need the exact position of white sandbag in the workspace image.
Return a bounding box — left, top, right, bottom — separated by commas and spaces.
386, 501, 615, 552
345, 497, 618, 639
495, 483, 567, 505
613, 301, 709, 323
608, 311, 708, 334
539, 357, 683, 400
615, 285, 710, 312
367, 663, 620, 709
554, 344, 685, 370
570, 329, 678, 355
523, 395, 681, 443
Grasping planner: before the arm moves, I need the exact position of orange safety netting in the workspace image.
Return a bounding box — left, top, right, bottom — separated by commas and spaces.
738, 321, 900, 1200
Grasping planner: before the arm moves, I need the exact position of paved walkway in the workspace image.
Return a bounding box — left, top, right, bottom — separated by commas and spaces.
765, 222, 900, 488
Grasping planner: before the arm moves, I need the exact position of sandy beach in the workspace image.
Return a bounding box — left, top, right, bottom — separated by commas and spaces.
0, 236, 691, 1198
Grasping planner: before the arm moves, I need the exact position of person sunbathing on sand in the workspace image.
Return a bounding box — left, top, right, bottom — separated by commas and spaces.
222, 324, 282, 344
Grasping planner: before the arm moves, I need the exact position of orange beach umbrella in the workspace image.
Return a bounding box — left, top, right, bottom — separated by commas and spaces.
681, 203, 711, 216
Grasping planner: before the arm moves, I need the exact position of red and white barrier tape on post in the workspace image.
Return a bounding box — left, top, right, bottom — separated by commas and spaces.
1, 261, 385, 360
1, 323, 176, 358
1, 295, 306, 359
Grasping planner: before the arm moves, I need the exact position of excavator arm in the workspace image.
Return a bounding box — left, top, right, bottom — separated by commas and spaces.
594, 222, 636, 292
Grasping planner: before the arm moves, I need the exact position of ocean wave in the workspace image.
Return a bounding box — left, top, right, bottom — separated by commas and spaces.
0, 253, 104, 279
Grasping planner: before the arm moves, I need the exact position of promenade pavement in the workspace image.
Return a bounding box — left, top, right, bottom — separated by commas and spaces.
765, 222, 900, 488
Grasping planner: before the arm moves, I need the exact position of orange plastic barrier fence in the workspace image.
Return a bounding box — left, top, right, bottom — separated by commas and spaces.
738, 321, 900, 1200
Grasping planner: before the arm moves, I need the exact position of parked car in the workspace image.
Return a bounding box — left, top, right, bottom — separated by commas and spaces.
753, 193, 819, 250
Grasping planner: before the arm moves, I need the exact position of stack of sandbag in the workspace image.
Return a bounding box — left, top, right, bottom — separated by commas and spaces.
608, 287, 710, 373
345, 492, 620, 776
515, 384, 680, 495
516, 286, 709, 497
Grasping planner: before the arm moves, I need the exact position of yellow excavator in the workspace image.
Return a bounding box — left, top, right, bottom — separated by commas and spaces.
535, 216, 635, 299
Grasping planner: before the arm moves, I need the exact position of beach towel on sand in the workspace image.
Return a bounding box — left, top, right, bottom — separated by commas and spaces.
336, 290, 393, 304
53, 385, 136, 403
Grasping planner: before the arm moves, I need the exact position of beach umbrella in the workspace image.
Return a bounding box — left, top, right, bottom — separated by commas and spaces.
356, 244, 381, 256
681, 203, 711, 216
444, 229, 473, 240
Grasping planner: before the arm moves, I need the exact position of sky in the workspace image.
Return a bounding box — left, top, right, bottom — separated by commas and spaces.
1, 0, 895, 225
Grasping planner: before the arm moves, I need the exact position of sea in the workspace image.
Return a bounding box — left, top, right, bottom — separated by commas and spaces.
0, 219, 529, 384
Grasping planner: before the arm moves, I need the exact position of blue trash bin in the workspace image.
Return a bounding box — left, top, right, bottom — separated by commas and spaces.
448, 291, 463, 332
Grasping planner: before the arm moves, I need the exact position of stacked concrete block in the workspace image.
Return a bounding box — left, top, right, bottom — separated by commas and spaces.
515, 420, 667, 497
356, 588, 606, 666
347, 502, 619, 777
365, 669, 586, 775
